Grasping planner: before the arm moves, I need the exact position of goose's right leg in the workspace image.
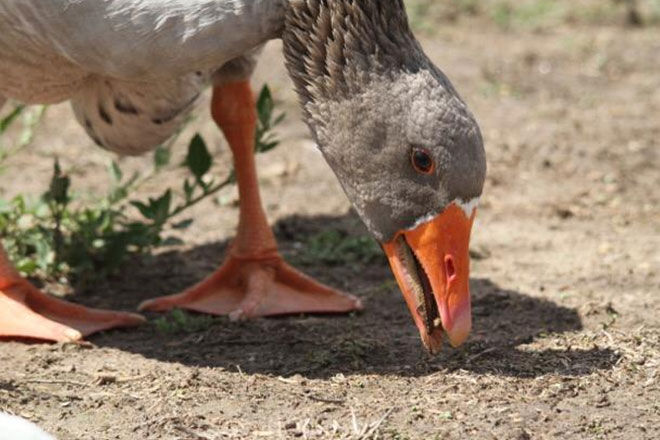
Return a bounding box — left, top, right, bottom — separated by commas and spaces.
138, 81, 362, 318
0, 246, 144, 342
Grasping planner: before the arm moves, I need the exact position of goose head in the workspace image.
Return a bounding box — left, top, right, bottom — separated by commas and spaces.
283, 0, 486, 353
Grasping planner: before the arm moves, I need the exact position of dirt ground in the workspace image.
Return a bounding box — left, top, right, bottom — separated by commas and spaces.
0, 11, 659, 440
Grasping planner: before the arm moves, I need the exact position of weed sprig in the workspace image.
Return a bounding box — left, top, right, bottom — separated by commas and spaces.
0, 86, 284, 287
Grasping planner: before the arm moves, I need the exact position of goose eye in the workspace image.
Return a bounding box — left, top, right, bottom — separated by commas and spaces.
411, 148, 435, 174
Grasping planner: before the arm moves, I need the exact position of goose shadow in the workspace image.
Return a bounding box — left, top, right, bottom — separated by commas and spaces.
78, 212, 618, 379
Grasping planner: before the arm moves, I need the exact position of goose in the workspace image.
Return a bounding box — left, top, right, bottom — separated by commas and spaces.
0, 413, 55, 440
0, 0, 486, 353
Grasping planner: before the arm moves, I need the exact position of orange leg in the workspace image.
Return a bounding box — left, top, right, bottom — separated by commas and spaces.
139, 81, 362, 319
0, 248, 144, 342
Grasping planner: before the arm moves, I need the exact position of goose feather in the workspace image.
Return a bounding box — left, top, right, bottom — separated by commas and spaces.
0, 0, 285, 154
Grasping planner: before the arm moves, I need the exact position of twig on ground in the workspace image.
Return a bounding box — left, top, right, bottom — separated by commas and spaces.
359, 407, 395, 440
307, 395, 346, 405
467, 347, 498, 364
20, 378, 89, 387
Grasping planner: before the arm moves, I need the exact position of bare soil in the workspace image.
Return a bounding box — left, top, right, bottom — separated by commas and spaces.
0, 19, 658, 440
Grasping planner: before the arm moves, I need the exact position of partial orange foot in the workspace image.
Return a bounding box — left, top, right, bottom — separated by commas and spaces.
0, 278, 145, 342
138, 254, 363, 319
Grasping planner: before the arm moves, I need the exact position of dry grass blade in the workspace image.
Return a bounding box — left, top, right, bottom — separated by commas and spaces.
358, 408, 395, 440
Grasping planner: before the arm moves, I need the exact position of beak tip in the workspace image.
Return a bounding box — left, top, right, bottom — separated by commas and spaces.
445, 307, 472, 348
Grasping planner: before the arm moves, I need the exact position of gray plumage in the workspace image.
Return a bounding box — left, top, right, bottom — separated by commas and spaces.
0, 0, 486, 242
283, 0, 486, 241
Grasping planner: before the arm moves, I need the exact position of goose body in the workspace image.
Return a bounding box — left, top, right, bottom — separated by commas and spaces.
0, 0, 486, 353
0, 0, 282, 154
0, 413, 55, 440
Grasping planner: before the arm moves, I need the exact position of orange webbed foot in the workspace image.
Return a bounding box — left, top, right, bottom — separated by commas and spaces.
138, 254, 362, 318
138, 81, 362, 320
0, 278, 145, 342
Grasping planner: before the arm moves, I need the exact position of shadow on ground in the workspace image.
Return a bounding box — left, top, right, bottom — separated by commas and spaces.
71, 212, 618, 379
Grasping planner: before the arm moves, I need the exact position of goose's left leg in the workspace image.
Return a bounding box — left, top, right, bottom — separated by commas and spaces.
0, 96, 145, 342
0, 246, 145, 342
139, 81, 362, 318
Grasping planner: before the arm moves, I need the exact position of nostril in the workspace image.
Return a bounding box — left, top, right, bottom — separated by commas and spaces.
444, 255, 457, 282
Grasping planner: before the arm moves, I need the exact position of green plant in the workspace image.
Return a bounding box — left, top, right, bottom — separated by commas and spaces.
152, 309, 217, 334
293, 229, 385, 267
0, 195, 54, 276
255, 85, 286, 153
0, 85, 285, 286
0, 105, 47, 171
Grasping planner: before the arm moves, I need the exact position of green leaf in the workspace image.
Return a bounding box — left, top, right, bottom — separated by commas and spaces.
256, 86, 274, 127
47, 160, 71, 205
254, 85, 285, 154
151, 189, 172, 224
183, 178, 195, 202
0, 105, 25, 134
185, 134, 212, 181
154, 145, 171, 169
130, 201, 156, 220
295, 230, 384, 267
172, 219, 194, 230
16, 258, 38, 276
258, 141, 278, 153
273, 113, 286, 126
109, 161, 123, 183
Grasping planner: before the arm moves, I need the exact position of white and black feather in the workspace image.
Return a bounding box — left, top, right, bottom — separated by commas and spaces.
0, 0, 282, 154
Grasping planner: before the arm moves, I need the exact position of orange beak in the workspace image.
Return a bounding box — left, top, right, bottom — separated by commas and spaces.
383, 203, 476, 354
